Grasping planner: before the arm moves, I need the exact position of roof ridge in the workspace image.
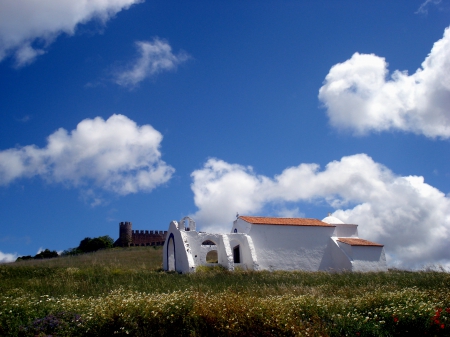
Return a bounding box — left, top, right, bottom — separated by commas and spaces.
337, 237, 384, 247
239, 215, 335, 227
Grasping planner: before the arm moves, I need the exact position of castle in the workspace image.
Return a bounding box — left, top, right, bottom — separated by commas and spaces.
114, 222, 167, 247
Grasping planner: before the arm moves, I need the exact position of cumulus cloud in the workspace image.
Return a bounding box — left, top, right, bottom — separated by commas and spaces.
190, 154, 450, 269
0, 0, 143, 67
0, 114, 174, 195
0, 251, 17, 263
114, 39, 190, 88
318, 27, 450, 139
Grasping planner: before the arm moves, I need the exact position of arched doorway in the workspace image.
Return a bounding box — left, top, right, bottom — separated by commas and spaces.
233, 245, 240, 263
167, 234, 175, 271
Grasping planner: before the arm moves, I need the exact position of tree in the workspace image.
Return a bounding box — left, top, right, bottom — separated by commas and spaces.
76, 235, 115, 253
16, 255, 33, 262
78, 237, 93, 253
34, 249, 59, 259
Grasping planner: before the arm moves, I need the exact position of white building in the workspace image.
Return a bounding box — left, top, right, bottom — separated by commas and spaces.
163, 215, 387, 273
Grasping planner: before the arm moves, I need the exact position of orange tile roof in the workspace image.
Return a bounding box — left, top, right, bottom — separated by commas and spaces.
239, 216, 334, 227
337, 238, 383, 247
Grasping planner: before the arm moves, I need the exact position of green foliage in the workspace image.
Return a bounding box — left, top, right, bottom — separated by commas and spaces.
62, 235, 115, 256
34, 249, 59, 259
77, 235, 114, 253
1, 247, 450, 336
15, 255, 33, 261
16, 249, 59, 262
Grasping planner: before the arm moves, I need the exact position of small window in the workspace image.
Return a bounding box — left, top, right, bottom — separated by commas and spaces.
201, 240, 216, 245
234, 228, 238, 233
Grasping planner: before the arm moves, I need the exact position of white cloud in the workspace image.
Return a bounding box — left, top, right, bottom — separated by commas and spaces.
81, 189, 107, 207
190, 154, 450, 269
0, 251, 17, 263
114, 39, 190, 88
0, 114, 174, 195
318, 26, 450, 139
416, 0, 442, 14
0, 0, 143, 67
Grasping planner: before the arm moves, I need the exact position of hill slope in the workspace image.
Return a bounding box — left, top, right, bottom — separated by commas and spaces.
1, 247, 450, 336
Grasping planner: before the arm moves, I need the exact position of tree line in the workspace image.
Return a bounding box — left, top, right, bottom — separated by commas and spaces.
16, 235, 115, 261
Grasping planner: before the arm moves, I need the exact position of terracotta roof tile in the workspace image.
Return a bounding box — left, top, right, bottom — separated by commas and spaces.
337, 238, 383, 247
239, 216, 334, 227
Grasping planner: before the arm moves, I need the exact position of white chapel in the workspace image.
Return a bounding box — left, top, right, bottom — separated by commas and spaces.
163, 215, 387, 273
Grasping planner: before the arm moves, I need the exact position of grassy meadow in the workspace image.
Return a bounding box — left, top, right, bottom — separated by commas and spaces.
1, 247, 449, 336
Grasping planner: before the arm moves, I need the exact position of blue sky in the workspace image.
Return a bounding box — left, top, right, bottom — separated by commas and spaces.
1, 0, 449, 269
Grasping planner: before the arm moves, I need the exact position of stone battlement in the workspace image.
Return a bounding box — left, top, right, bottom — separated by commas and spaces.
114, 222, 167, 247
132, 230, 166, 235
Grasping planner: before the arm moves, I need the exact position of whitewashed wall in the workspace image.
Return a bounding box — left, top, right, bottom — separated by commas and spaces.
163, 221, 260, 273
350, 246, 387, 272
244, 222, 336, 271
333, 224, 358, 237
164, 217, 387, 273
329, 238, 353, 271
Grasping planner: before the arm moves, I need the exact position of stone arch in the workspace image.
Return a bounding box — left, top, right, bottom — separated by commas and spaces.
179, 216, 196, 231
206, 250, 218, 263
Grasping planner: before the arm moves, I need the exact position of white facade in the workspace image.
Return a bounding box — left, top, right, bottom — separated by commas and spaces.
163, 215, 387, 273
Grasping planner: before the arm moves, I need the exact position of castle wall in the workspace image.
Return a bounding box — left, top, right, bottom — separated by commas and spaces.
131, 230, 167, 246
115, 222, 167, 247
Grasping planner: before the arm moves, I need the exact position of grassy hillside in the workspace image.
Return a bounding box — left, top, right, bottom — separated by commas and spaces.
1, 247, 449, 336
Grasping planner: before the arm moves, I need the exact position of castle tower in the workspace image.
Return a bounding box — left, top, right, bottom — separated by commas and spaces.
119, 222, 132, 247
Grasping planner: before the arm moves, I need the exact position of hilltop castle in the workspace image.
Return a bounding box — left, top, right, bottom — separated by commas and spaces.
114, 222, 167, 247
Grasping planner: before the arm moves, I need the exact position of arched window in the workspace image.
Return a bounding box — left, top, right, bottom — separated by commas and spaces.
201, 240, 216, 246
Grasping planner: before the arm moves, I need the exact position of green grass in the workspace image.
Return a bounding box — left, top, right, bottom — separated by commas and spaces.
1, 247, 449, 336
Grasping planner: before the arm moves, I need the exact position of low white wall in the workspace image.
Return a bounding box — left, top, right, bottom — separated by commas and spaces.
334, 239, 387, 272
351, 246, 388, 272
